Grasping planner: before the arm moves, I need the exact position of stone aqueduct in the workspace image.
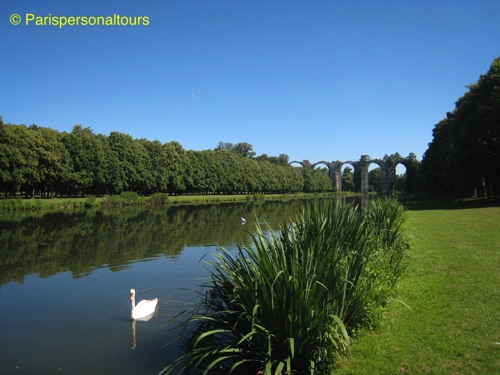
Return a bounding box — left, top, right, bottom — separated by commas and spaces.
290, 155, 417, 196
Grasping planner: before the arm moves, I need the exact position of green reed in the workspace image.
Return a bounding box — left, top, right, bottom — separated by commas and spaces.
163, 199, 410, 375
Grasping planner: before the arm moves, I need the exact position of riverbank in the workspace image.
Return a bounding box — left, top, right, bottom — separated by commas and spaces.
0, 191, 361, 211
332, 195, 500, 374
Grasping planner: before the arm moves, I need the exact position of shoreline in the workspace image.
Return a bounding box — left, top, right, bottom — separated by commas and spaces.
0, 191, 363, 212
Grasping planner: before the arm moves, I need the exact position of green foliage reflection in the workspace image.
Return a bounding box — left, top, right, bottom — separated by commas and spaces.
0, 200, 334, 286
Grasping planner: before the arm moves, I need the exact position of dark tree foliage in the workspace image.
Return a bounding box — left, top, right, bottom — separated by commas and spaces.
419, 58, 500, 197
0, 120, 311, 197
342, 167, 355, 192
255, 153, 290, 166
368, 168, 382, 193
215, 141, 256, 158
301, 167, 333, 193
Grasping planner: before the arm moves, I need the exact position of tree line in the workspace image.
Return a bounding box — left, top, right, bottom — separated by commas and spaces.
0, 120, 333, 198
418, 57, 500, 197
6, 56, 494, 199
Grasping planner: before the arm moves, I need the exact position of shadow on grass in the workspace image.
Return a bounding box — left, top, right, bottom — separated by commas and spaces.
404, 193, 500, 211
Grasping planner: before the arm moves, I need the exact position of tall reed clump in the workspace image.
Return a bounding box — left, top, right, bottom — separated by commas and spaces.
163, 199, 410, 375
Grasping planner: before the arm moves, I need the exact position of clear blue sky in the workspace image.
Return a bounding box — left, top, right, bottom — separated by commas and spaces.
2, 1, 499, 169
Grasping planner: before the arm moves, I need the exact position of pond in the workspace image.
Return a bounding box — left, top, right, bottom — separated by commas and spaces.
0, 197, 358, 374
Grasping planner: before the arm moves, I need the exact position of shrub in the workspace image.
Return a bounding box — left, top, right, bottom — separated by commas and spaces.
149, 192, 169, 206
100, 195, 120, 207
163, 199, 410, 374
24, 198, 42, 210
0, 199, 24, 211
85, 195, 97, 207
120, 191, 139, 205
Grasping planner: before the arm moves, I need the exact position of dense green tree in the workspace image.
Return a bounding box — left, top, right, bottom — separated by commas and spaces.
5, 124, 41, 197
420, 57, 499, 196
139, 139, 167, 194
28, 125, 71, 197
0, 120, 15, 196
382, 153, 403, 194
278, 153, 290, 166
184, 150, 204, 193
301, 167, 332, 193
395, 173, 406, 192
368, 167, 382, 193
163, 141, 189, 194
301, 168, 315, 193
256, 153, 290, 166
216, 149, 245, 193
232, 142, 256, 158
215, 141, 234, 151
216, 141, 256, 158
278, 164, 303, 193
108, 131, 155, 195
185, 150, 223, 194
315, 167, 333, 191
93, 133, 118, 195
240, 157, 260, 193
403, 152, 419, 192
258, 161, 279, 193
256, 153, 274, 164
383, 153, 403, 170
342, 166, 355, 192
63, 126, 93, 195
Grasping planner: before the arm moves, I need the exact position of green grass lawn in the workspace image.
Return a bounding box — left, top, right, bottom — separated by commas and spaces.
333, 197, 500, 374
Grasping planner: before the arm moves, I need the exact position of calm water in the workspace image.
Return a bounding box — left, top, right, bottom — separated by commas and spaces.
0, 197, 357, 374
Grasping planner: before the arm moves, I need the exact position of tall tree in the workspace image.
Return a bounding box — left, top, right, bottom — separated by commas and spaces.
108, 131, 155, 195
420, 57, 500, 196
63, 126, 110, 196
163, 141, 189, 194
368, 168, 382, 193
29, 125, 71, 197
215, 141, 234, 151
0, 119, 14, 196
231, 142, 256, 158
342, 167, 355, 192
7, 125, 41, 198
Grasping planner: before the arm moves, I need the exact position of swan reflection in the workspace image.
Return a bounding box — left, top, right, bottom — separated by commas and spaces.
130, 312, 155, 349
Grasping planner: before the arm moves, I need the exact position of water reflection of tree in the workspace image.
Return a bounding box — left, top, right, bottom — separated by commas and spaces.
0, 199, 336, 286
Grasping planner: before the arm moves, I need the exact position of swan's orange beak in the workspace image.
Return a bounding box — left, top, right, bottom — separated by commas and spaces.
130, 292, 133, 300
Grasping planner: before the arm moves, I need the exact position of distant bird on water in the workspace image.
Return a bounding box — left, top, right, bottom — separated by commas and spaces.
240, 217, 247, 225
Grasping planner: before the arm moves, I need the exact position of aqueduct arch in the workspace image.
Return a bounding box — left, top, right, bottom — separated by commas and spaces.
290, 154, 417, 196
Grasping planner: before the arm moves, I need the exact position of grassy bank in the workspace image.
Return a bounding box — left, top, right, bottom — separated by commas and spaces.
0, 192, 359, 211
165, 192, 342, 204
333, 196, 500, 374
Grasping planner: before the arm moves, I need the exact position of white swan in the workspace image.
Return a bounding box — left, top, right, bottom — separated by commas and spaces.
240, 217, 246, 224
130, 289, 158, 320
